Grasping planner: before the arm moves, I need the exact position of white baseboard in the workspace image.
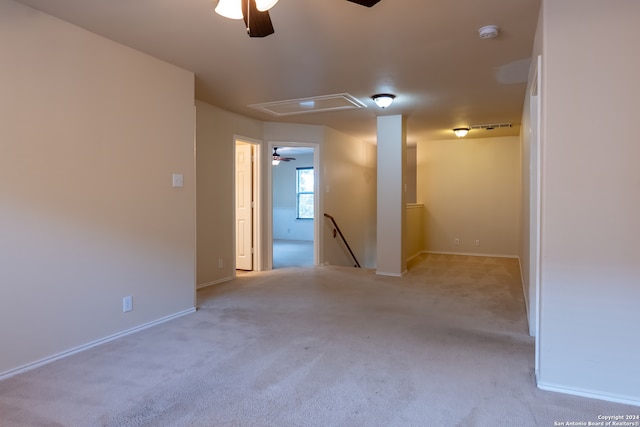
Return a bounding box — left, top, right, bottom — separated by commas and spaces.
406, 251, 423, 263
0, 307, 196, 382
375, 271, 404, 277
517, 257, 534, 337
538, 381, 640, 408
197, 276, 233, 289
423, 250, 519, 259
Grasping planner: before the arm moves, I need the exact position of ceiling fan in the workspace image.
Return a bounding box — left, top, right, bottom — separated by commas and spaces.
272, 147, 296, 165
216, 0, 382, 38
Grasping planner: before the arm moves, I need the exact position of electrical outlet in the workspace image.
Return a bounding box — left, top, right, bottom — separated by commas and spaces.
123, 296, 132, 313
217, 258, 223, 268
475, 239, 480, 246
454, 238, 460, 246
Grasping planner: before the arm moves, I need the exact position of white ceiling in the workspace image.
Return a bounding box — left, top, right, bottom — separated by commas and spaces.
15, 0, 540, 142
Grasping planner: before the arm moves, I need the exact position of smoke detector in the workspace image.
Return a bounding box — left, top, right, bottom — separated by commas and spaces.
478, 25, 500, 39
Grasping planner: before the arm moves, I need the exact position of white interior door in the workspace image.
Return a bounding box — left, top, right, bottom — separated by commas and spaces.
236, 144, 253, 270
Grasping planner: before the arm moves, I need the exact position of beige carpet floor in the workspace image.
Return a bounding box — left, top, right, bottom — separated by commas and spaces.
272, 239, 314, 269
1, 254, 637, 426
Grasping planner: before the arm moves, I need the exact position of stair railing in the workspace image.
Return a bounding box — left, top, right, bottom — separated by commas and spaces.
323, 213, 361, 268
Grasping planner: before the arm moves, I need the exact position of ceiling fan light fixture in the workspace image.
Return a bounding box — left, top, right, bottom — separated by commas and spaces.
255, 0, 278, 12
215, 0, 243, 19
453, 127, 470, 138
272, 159, 280, 166
372, 94, 395, 109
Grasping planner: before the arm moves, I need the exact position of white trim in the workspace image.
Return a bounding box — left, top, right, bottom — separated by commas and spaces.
406, 251, 423, 263
376, 271, 404, 277
518, 256, 532, 336
533, 54, 543, 373
537, 382, 640, 408
193, 104, 198, 307
423, 250, 519, 259
0, 308, 196, 382
197, 276, 233, 289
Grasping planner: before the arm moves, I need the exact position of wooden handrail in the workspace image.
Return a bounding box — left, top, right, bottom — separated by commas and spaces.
324, 213, 361, 268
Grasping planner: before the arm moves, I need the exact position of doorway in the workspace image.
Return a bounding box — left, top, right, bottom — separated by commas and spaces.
268, 142, 320, 269
234, 138, 262, 273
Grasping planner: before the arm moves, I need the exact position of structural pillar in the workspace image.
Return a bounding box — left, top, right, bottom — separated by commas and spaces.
376, 114, 406, 276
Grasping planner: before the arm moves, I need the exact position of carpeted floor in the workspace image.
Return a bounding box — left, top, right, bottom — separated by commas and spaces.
273, 239, 313, 269
0, 254, 637, 426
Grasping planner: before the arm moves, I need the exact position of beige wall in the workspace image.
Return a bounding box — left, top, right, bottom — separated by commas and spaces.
536, 0, 640, 403
323, 128, 377, 268
196, 101, 263, 286
416, 136, 520, 257
264, 123, 377, 269
405, 204, 425, 261
0, 0, 195, 375
197, 111, 376, 278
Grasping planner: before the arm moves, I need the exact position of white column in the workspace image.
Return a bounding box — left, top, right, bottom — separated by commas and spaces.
376, 115, 406, 276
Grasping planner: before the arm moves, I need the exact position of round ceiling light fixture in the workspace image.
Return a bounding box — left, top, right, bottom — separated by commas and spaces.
478, 25, 500, 39
372, 94, 396, 109
453, 127, 470, 138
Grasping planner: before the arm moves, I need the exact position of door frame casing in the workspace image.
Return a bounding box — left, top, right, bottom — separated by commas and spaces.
266, 141, 321, 269
531, 55, 542, 377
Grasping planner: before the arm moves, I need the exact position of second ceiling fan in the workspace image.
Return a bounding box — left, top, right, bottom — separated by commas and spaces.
272, 147, 296, 164
216, 0, 382, 38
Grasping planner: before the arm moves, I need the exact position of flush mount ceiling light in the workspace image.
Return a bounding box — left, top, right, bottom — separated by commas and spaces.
453, 127, 470, 138
372, 94, 396, 109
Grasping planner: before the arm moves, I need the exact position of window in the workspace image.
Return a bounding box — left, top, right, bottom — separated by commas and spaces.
296, 167, 314, 219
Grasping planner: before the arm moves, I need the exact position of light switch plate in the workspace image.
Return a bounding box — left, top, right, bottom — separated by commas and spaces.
172, 173, 183, 188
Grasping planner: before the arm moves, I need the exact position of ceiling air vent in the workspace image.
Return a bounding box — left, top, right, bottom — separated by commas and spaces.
470, 123, 512, 131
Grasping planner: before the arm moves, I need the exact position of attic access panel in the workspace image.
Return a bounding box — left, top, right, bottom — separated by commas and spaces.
249, 93, 366, 117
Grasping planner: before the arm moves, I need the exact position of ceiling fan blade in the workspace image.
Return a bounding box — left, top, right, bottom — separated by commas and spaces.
346, 0, 381, 7
242, 0, 275, 38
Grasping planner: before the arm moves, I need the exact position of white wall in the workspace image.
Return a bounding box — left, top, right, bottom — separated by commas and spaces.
272, 153, 314, 241
536, 0, 640, 404
376, 115, 406, 276
0, 0, 195, 376
416, 136, 521, 257
196, 101, 263, 285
